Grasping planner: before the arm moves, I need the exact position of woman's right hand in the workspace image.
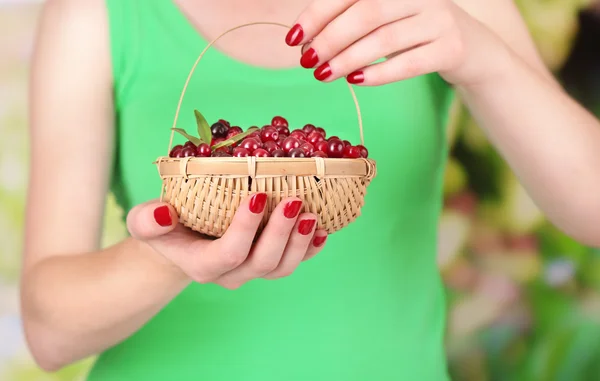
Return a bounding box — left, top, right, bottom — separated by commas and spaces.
127, 194, 328, 289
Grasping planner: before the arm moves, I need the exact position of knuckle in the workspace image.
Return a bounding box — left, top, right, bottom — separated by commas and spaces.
191, 271, 212, 285
374, 25, 398, 49
219, 280, 243, 290
403, 55, 423, 77
446, 35, 465, 60
220, 251, 246, 269
252, 259, 279, 275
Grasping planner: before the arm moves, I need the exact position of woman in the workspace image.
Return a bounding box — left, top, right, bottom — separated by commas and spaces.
22, 0, 600, 380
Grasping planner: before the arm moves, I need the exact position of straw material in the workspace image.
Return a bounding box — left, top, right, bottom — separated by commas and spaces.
156, 22, 377, 237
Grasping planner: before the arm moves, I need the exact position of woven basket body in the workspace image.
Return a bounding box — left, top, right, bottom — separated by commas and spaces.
157, 157, 376, 237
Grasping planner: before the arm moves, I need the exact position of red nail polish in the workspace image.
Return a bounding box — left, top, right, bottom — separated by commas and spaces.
298, 219, 316, 235
285, 24, 304, 46
249, 193, 267, 214
313, 235, 327, 247
300, 48, 319, 69
283, 200, 302, 219
154, 206, 172, 227
347, 70, 364, 84
314, 63, 332, 81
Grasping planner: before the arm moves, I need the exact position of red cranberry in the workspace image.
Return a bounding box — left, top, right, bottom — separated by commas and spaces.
290, 130, 307, 142
212, 151, 232, 157
226, 126, 243, 139
315, 127, 326, 137
253, 148, 270, 157
260, 127, 279, 142
356, 145, 369, 158
327, 139, 345, 158
196, 143, 211, 157
218, 119, 231, 128
240, 138, 260, 152
302, 124, 316, 134
263, 140, 279, 154
276, 136, 287, 147
276, 125, 290, 136
272, 149, 285, 157
343, 140, 352, 147
307, 131, 325, 145
233, 147, 250, 157
282, 136, 301, 153
327, 135, 340, 142
343, 145, 362, 158
299, 142, 314, 155
211, 137, 225, 147
311, 150, 328, 158
214, 145, 232, 154
170, 145, 184, 158
211, 122, 229, 138
180, 146, 196, 157
271, 116, 288, 127
315, 140, 329, 153
288, 148, 306, 158
184, 141, 197, 149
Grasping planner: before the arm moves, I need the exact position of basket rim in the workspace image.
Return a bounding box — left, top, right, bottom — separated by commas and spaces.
155, 156, 376, 179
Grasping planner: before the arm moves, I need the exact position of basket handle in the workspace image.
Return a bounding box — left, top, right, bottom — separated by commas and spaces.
167, 22, 365, 154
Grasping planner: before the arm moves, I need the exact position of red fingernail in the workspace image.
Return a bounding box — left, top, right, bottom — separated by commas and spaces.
283, 200, 302, 219
314, 63, 332, 81
313, 235, 327, 247
347, 70, 364, 84
285, 24, 304, 46
300, 48, 319, 69
249, 193, 267, 214
298, 219, 316, 235
154, 206, 172, 227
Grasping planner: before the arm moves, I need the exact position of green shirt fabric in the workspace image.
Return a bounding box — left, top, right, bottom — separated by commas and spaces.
89, 1, 455, 380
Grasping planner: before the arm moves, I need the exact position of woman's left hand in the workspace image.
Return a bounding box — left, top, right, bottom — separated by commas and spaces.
285, 0, 509, 87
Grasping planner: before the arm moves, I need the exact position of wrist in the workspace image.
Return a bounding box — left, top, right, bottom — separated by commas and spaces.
126, 238, 191, 285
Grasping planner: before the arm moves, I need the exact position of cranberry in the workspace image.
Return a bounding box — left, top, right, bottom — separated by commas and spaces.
271, 116, 288, 127
343, 145, 362, 158
211, 137, 225, 147
240, 138, 260, 152
272, 149, 285, 157
214, 145, 232, 154
327, 135, 340, 142
311, 150, 328, 158
212, 151, 232, 157
276, 136, 287, 147
226, 126, 243, 139
315, 140, 329, 153
263, 140, 279, 154
218, 119, 231, 128
288, 148, 306, 158
196, 143, 211, 157
315, 127, 326, 137
290, 130, 307, 142
327, 139, 345, 158
184, 141, 196, 149
307, 131, 325, 145
233, 147, 250, 157
299, 142, 315, 155
302, 124, 316, 134
356, 145, 369, 158
343, 140, 352, 147
180, 146, 196, 157
282, 136, 301, 153
276, 125, 290, 136
211, 122, 229, 138
170, 144, 184, 158
260, 127, 279, 142
248, 132, 263, 143
253, 148, 270, 157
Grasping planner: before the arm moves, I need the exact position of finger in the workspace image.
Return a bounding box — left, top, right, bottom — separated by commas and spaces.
304, 1, 419, 70
190, 193, 268, 282
302, 230, 329, 262
285, 0, 357, 47
345, 39, 453, 86
317, 14, 438, 81
126, 200, 178, 240
263, 214, 320, 279
215, 198, 307, 287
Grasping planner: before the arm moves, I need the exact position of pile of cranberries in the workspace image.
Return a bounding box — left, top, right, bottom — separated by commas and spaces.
169, 116, 369, 159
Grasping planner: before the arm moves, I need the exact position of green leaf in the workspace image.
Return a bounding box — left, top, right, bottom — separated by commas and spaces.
172, 128, 201, 146
194, 110, 212, 144
212, 127, 259, 149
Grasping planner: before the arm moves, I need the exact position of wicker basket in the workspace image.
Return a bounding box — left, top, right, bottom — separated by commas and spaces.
155, 22, 377, 238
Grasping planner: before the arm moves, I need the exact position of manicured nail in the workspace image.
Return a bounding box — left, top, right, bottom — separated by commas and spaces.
285, 24, 304, 46
347, 70, 364, 84
154, 206, 172, 227
249, 193, 267, 214
298, 219, 316, 235
283, 200, 303, 219
300, 48, 319, 69
314, 63, 332, 81
313, 235, 327, 247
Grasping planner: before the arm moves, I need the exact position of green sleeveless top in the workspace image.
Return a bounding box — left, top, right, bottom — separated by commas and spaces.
90, 1, 455, 380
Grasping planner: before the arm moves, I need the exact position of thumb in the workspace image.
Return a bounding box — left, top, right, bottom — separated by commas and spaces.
127, 200, 178, 241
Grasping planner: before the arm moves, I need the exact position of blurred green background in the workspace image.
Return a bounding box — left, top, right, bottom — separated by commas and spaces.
1, 1, 600, 380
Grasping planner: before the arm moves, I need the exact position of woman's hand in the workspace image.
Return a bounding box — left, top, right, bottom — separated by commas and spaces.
127, 195, 327, 290
285, 0, 508, 88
